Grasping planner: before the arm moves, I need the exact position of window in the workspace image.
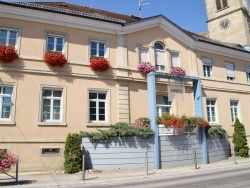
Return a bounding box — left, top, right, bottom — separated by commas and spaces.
139, 48, 149, 62
170, 52, 180, 67
0, 86, 13, 120
156, 95, 171, 116
225, 63, 235, 81
215, 0, 228, 11
154, 42, 165, 71
46, 35, 65, 52
41, 89, 63, 122
0, 29, 18, 46
89, 91, 107, 123
90, 41, 106, 57
206, 99, 217, 123
230, 100, 238, 123
202, 58, 213, 78
246, 67, 250, 83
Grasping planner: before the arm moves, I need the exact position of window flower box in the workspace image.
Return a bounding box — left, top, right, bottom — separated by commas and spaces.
137, 62, 156, 75
0, 44, 19, 63
170, 67, 186, 76
90, 56, 110, 72
44, 52, 67, 67
158, 124, 185, 135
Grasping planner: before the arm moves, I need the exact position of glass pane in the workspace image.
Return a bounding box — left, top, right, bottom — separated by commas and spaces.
48, 37, 54, 44
90, 115, 96, 121
9, 31, 17, 39
56, 38, 63, 45
162, 107, 170, 114
2, 105, 10, 118
154, 42, 164, 50
91, 49, 97, 57
53, 105, 60, 120
47, 43, 54, 51
56, 44, 63, 52
9, 39, 16, 46
99, 115, 105, 121
53, 100, 61, 106
53, 90, 62, 97
162, 96, 170, 105
42, 100, 51, 120
98, 93, 106, 100
99, 49, 105, 57
99, 102, 105, 108
90, 102, 96, 107
99, 43, 105, 57
99, 108, 105, 114
43, 90, 52, 97
43, 99, 50, 106
3, 87, 13, 95
0, 30, 7, 44
90, 108, 96, 114
3, 97, 11, 105
91, 42, 97, 49
89, 93, 97, 99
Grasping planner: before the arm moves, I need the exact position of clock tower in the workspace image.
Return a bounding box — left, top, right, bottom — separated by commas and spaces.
205, 0, 250, 47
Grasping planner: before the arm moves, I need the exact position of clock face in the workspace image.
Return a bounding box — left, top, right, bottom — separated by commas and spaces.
220, 19, 230, 30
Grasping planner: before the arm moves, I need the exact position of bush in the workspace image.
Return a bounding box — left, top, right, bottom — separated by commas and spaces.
64, 133, 82, 173
206, 126, 227, 138
232, 118, 249, 157
80, 122, 154, 142
132, 117, 150, 128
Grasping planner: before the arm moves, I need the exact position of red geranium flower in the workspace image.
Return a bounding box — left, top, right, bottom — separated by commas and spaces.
0, 44, 19, 63
90, 56, 110, 72
44, 52, 67, 67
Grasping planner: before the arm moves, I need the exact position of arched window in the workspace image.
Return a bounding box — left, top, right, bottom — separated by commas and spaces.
154, 42, 165, 71
215, 0, 228, 11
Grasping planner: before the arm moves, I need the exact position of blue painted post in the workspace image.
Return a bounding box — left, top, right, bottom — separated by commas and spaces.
193, 79, 208, 164
147, 72, 159, 169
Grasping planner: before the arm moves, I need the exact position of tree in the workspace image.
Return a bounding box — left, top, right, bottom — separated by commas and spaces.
232, 118, 249, 157
64, 133, 82, 173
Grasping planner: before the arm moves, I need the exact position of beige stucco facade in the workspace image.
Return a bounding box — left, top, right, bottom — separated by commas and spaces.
0, 2, 250, 171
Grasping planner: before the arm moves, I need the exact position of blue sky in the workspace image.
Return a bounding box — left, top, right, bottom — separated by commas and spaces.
28, 0, 250, 34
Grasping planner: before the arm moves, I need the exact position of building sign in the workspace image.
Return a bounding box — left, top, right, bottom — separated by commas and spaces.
168, 84, 185, 101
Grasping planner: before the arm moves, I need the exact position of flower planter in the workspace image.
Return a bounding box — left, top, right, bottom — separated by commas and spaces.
0, 44, 19, 63
44, 52, 67, 67
137, 62, 156, 75
184, 126, 199, 134
158, 124, 185, 135
90, 56, 110, 72
170, 67, 186, 76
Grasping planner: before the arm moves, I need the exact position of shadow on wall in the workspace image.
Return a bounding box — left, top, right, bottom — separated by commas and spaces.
1, 59, 25, 80
167, 134, 198, 151
82, 148, 93, 170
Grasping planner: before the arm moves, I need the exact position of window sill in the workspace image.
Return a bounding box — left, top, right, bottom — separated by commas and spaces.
209, 123, 220, 126
0, 121, 16, 125
86, 123, 111, 127
37, 122, 67, 127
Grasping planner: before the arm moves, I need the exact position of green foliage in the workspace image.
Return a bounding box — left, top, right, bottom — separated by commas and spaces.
232, 118, 249, 157
64, 133, 82, 173
80, 122, 154, 142
206, 126, 227, 138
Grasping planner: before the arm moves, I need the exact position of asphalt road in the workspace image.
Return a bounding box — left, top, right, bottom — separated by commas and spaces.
70, 164, 250, 188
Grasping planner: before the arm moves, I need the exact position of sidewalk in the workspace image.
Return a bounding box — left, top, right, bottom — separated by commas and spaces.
1, 157, 250, 188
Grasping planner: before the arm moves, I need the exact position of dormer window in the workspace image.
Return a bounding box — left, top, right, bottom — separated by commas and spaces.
216, 0, 228, 11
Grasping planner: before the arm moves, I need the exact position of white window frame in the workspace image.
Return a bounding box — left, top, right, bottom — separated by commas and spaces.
0, 86, 13, 121
154, 42, 166, 72
230, 100, 239, 123
38, 85, 66, 126
170, 52, 180, 67
88, 90, 108, 123
0, 28, 18, 47
138, 47, 149, 63
90, 40, 107, 58
202, 58, 213, 78
46, 34, 65, 53
246, 67, 250, 83
225, 62, 235, 81
206, 99, 217, 123
156, 95, 171, 116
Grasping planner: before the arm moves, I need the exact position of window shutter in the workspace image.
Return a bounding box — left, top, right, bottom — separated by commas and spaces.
225, 63, 235, 77
139, 48, 149, 62
202, 58, 212, 66
155, 50, 165, 66
171, 53, 179, 67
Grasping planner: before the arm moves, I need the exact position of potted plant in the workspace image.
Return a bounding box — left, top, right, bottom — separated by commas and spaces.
0, 44, 19, 63
183, 116, 209, 134
132, 117, 150, 128
137, 62, 156, 75
90, 56, 110, 72
0, 149, 19, 173
44, 51, 67, 67
170, 67, 186, 76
